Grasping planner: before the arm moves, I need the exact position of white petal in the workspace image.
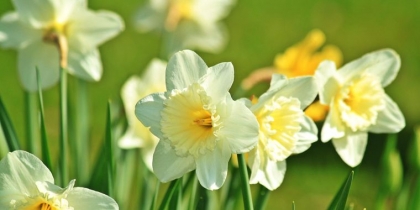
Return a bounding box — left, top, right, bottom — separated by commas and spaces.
179, 22, 228, 54
141, 138, 159, 172
134, 4, 164, 32
216, 96, 259, 153
18, 41, 59, 92
152, 141, 195, 182
67, 48, 102, 81
338, 49, 400, 87
12, 0, 55, 28
314, 60, 338, 105
193, 0, 235, 24
118, 127, 145, 148
332, 131, 368, 167
67, 10, 124, 53
293, 115, 318, 154
0, 12, 41, 49
166, 50, 208, 90
248, 148, 286, 191
66, 187, 118, 209
369, 94, 405, 133
0, 150, 54, 206
321, 104, 346, 142
200, 62, 234, 104
274, 75, 318, 109
195, 140, 231, 190
50, 0, 85, 23
135, 93, 166, 139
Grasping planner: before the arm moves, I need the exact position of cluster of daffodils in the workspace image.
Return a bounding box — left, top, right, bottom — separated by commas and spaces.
135, 0, 235, 56
0, 0, 124, 91
132, 48, 405, 191
0, 150, 118, 209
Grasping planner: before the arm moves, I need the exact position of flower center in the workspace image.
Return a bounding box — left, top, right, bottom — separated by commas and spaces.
161, 83, 220, 158
253, 96, 302, 162
336, 73, 385, 131
43, 23, 67, 44
165, 0, 193, 31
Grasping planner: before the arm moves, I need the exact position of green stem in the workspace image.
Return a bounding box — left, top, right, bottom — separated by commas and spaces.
238, 154, 254, 210
24, 91, 38, 155
254, 185, 270, 210
75, 78, 89, 184
59, 67, 68, 186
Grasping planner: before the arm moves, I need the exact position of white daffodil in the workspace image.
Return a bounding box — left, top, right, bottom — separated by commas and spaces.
315, 49, 405, 167
0, 0, 124, 91
135, 50, 259, 190
240, 74, 318, 190
119, 58, 167, 171
135, 0, 235, 56
0, 150, 118, 210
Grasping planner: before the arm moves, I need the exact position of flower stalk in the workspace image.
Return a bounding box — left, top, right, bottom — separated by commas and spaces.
238, 154, 253, 210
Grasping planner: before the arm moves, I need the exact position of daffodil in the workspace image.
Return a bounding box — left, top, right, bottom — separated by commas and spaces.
135, 50, 259, 190
119, 58, 167, 171
0, 0, 124, 91
240, 74, 318, 190
240, 29, 341, 121
135, 0, 235, 56
0, 150, 118, 209
315, 49, 405, 167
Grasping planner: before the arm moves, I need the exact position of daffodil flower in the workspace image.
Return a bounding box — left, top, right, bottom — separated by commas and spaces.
135, 0, 235, 56
240, 74, 318, 190
0, 0, 124, 91
0, 150, 118, 209
241, 29, 342, 121
135, 50, 259, 190
119, 58, 167, 171
315, 49, 405, 167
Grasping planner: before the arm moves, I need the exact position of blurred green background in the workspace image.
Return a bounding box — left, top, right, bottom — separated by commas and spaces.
0, 0, 419, 209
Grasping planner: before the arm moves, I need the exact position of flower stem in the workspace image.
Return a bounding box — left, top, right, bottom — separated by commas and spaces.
59, 66, 68, 186
238, 154, 254, 210
75, 78, 90, 184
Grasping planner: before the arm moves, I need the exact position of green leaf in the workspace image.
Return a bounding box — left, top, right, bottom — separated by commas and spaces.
0, 96, 20, 151
328, 170, 354, 210
158, 179, 182, 210
106, 101, 115, 197
254, 185, 270, 210
36, 68, 53, 171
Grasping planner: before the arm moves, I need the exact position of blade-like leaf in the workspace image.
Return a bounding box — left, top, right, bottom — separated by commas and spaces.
0, 96, 20, 151
106, 101, 115, 197
158, 179, 182, 210
36, 67, 53, 171
328, 171, 354, 210
254, 185, 270, 210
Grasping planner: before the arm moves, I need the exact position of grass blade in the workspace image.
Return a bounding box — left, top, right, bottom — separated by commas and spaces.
36, 68, 53, 171
106, 101, 115, 197
292, 201, 295, 210
254, 185, 270, 210
158, 179, 182, 210
328, 170, 354, 210
0, 96, 20, 151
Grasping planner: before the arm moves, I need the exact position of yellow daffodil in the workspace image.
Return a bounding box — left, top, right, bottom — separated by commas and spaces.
315, 49, 405, 167
135, 50, 259, 190
119, 59, 167, 171
240, 74, 318, 190
241, 29, 341, 121
0, 0, 124, 91
135, 0, 235, 56
0, 150, 118, 209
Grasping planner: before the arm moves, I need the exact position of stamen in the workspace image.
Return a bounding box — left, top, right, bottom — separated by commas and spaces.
193, 117, 212, 127
40, 202, 53, 210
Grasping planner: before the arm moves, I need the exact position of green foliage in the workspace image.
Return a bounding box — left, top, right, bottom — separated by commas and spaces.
328, 171, 354, 210
0, 96, 20, 151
